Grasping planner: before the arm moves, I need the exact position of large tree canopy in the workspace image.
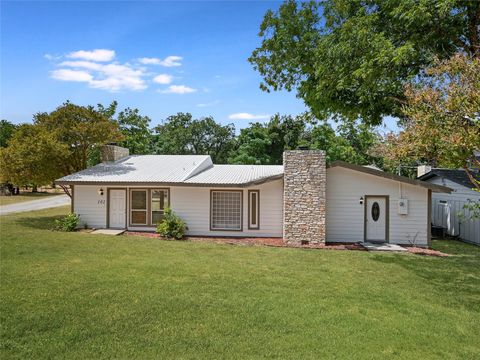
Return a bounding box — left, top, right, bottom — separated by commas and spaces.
153, 113, 236, 164
34, 101, 123, 175
250, 0, 480, 125
229, 113, 381, 166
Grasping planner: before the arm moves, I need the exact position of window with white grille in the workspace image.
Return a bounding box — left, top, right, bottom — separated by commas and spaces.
211, 191, 242, 231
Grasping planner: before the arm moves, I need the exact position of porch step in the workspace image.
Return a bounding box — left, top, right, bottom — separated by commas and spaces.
91, 229, 126, 236
363, 242, 407, 252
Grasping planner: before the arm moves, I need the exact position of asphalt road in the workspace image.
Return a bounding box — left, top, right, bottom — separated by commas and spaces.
0, 195, 71, 215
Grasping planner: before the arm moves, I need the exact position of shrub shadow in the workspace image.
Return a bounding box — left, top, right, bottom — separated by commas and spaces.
14, 214, 64, 231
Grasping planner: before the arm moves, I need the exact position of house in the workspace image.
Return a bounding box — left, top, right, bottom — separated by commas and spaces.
418, 167, 480, 245
55, 145, 450, 247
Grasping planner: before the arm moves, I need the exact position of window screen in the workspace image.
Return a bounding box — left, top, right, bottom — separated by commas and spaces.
151, 189, 168, 224
211, 191, 242, 230
131, 190, 147, 225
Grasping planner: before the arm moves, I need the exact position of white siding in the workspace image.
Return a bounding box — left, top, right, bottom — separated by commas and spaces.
427, 177, 480, 245
73, 180, 284, 237
326, 167, 429, 246
166, 179, 283, 237
73, 185, 107, 228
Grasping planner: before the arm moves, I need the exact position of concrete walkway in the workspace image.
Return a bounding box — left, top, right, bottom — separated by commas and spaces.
363, 242, 407, 252
0, 195, 71, 215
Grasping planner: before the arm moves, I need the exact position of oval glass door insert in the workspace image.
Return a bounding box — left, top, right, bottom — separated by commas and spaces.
371, 202, 380, 222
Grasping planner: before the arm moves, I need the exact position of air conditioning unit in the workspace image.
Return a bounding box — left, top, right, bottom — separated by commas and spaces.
398, 199, 408, 215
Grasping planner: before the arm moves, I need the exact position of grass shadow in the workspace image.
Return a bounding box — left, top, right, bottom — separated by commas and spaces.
13, 214, 65, 231
371, 240, 480, 310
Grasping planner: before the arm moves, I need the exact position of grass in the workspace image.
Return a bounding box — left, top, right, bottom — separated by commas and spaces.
1, 206, 479, 359
0, 192, 61, 206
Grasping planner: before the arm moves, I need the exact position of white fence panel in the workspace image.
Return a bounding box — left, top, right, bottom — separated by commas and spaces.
432, 199, 480, 246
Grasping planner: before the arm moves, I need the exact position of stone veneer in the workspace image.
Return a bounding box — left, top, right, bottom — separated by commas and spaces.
283, 150, 326, 244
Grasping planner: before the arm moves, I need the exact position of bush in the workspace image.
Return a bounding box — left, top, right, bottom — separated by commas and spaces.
156, 208, 187, 240
54, 213, 80, 232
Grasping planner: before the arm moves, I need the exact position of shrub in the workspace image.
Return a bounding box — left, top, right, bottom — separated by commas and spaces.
156, 207, 187, 240
54, 213, 80, 232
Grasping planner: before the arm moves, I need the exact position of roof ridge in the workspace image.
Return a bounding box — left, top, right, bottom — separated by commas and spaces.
181, 156, 213, 181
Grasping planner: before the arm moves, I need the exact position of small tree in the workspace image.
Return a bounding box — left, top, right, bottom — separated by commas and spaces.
385, 54, 480, 188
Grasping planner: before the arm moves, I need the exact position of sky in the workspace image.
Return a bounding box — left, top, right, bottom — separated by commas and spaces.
0, 1, 398, 132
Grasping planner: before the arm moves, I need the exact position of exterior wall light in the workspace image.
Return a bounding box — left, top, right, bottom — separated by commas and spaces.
98, 188, 104, 196
359, 196, 364, 205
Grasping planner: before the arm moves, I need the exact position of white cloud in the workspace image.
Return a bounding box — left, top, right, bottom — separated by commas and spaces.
138, 56, 182, 67
50, 69, 93, 82
59, 60, 103, 71
51, 58, 146, 91
197, 100, 220, 107
160, 85, 197, 94
228, 113, 271, 120
67, 49, 115, 62
48, 51, 189, 92
138, 57, 161, 65
153, 74, 173, 84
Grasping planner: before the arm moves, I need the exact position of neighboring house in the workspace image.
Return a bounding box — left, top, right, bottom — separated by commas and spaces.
418, 167, 480, 245
56, 146, 450, 247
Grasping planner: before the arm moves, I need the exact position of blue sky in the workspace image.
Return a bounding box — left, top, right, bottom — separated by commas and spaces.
0, 1, 398, 132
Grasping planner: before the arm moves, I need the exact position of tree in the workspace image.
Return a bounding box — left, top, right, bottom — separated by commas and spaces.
0, 120, 16, 148
250, 0, 480, 125
116, 107, 153, 155
229, 113, 312, 165
153, 113, 235, 163
34, 101, 123, 175
384, 54, 480, 188
229, 123, 273, 164
0, 125, 67, 189
310, 120, 381, 165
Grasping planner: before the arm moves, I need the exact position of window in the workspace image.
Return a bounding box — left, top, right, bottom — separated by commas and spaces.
151, 189, 169, 224
131, 190, 147, 225
248, 190, 260, 229
211, 191, 242, 231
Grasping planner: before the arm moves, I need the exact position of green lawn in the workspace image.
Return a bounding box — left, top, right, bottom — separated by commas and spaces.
1, 207, 479, 359
0, 192, 61, 206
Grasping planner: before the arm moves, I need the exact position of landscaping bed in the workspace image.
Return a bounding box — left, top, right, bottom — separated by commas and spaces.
125, 231, 452, 255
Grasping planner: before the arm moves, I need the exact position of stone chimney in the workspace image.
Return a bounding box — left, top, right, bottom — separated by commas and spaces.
417, 165, 432, 177
101, 144, 129, 163
283, 150, 326, 244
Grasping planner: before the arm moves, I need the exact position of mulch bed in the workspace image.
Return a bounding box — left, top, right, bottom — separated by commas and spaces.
124, 232, 449, 256
125, 232, 366, 251
406, 247, 450, 257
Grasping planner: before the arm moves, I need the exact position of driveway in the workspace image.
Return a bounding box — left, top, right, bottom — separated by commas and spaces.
0, 195, 71, 215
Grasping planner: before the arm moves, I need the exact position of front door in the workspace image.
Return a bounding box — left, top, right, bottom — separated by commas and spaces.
365, 196, 388, 242
109, 189, 126, 229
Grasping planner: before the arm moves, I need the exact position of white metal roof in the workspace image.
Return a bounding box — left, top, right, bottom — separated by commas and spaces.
55, 155, 284, 186
56, 155, 212, 183
184, 164, 284, 185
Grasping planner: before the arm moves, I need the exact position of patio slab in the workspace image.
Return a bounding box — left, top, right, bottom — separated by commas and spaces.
363, 242, 407, 252
90, 229, 125, 236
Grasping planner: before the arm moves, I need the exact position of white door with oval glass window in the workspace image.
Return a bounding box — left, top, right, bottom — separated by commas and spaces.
109, 189, 126, 229
365, 196, 388, 242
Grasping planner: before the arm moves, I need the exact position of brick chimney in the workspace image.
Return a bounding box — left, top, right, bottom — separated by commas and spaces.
101, 144, 129, 163
283, 150, 326, 244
